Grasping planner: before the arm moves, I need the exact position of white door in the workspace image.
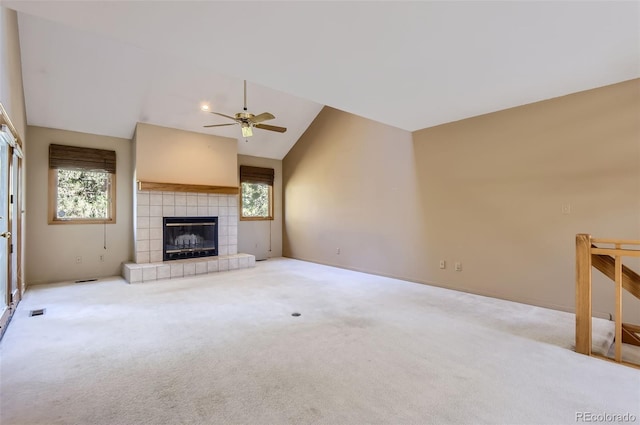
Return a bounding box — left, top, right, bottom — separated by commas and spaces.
0, 139, 9, 320
10, 150, 19, 300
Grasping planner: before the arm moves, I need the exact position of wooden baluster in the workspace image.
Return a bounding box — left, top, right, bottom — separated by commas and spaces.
576, 234, 592, 355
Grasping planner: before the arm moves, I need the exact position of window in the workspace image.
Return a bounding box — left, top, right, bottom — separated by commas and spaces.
48, 144, 116, 224
239, 165, 274, 221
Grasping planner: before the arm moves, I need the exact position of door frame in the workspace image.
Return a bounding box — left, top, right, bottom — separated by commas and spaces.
9, 141, 23, 304
0, 103, 24, 337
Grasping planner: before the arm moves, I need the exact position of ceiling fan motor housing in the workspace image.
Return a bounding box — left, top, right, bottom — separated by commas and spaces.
235, 112, 254, 121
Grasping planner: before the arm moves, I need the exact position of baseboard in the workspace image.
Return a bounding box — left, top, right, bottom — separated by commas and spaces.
282, 255, 585, 317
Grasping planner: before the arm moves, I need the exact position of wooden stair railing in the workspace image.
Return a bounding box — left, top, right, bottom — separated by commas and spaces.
622, 323, 640, 346
575, 234, 640, 369
590, 247, 640, 299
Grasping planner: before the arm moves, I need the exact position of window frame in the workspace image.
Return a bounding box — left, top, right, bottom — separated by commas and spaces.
239, 166, 274, 222
239, 181, 273, 221
48, 144, 117, 225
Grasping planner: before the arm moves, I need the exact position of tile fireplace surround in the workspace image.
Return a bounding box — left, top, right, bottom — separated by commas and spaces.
122, 190, 255, 283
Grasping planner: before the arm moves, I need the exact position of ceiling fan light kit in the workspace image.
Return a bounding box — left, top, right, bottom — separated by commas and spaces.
204, 80, 287, 138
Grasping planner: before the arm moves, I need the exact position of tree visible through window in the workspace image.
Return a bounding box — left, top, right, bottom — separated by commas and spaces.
56, 169, 111, 219
239, 166, 274, 221
241, 182, 270, 218
49, 144, 116, 224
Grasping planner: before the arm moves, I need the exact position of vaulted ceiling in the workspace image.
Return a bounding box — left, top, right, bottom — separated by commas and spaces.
7, 1, 639, 160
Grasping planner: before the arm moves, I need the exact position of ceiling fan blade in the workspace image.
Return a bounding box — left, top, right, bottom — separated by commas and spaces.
255, 123, 287, 133
203, 123, 237, 128
208, 111, 237, 121
250, 112, 275, 124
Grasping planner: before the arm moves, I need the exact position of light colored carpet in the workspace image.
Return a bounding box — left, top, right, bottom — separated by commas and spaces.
1, 258, 638, 425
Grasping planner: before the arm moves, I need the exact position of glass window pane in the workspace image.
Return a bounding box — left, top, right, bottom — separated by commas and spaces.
241, 182, 270, 218
56, 169, 111, 219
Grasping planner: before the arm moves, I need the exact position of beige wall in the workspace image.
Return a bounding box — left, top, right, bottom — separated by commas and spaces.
135, 123, 238, 187
283, 80, 640, 322
237, 155, 282, 259
0, 6, 26, 141
1, 6, 27, 296
283, 107, 425, 277
26, 126, 133, 285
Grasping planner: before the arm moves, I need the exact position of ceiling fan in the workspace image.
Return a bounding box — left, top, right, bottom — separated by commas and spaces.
203, 80, 287, 138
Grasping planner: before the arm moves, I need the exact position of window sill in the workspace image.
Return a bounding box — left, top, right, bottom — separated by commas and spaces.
49, 218, 116, 225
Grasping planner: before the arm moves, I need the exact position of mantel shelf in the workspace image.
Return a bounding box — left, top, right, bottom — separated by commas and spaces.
137, 181, 239, 195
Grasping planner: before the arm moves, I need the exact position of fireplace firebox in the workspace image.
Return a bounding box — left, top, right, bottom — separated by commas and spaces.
163, 217, 218, 261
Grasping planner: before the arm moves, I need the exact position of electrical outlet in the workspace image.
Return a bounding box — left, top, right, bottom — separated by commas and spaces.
75, 256, 82, 264
336, 248, 340, 255
99, 254, 105, 262
439, 260, 446, 269
455, 262, 462, 272
561, 203, 571, 215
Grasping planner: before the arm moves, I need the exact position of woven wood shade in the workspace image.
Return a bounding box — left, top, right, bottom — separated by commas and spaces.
240, 165, 274, 185
49, 144, 116, 174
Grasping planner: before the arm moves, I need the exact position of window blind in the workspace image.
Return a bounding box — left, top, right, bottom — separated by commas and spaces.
49, 144, 116, 174
240, 165, 274, 186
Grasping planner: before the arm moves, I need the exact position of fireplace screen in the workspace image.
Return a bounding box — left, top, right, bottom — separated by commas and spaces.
163, 217, 218, 261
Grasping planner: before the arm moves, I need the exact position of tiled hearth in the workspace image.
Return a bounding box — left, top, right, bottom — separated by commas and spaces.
122, 254, 255, 283
122, 189, 255, 283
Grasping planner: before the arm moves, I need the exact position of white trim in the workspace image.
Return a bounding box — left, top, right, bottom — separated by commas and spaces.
0, 125, 16, 148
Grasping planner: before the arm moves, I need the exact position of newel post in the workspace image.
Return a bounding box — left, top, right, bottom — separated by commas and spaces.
575, 234, 592, 355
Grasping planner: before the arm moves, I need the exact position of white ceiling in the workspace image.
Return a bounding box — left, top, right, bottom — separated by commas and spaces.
7, 1, 640, 160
